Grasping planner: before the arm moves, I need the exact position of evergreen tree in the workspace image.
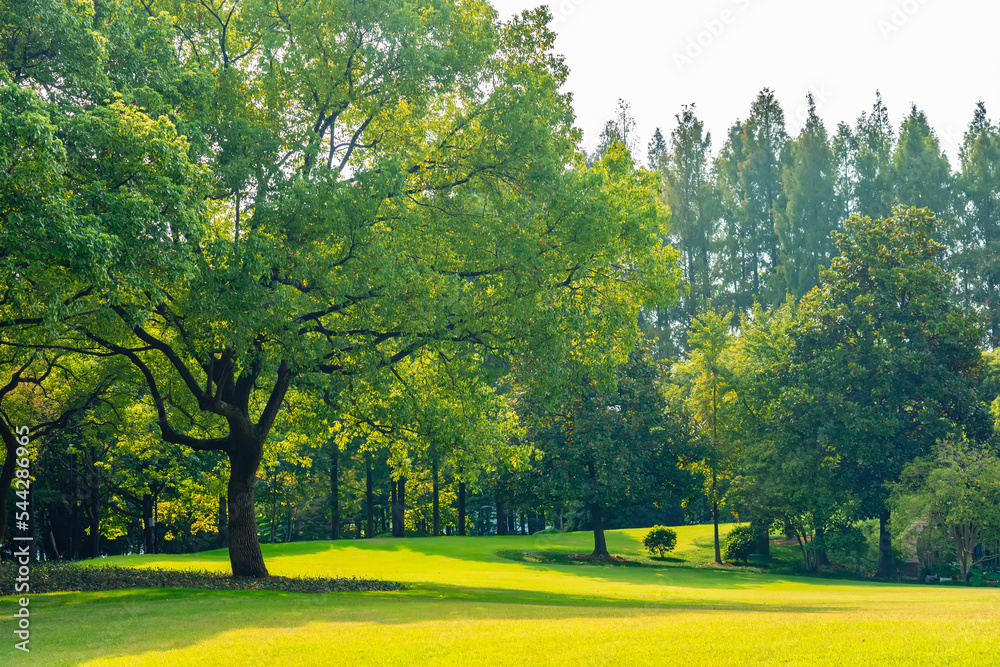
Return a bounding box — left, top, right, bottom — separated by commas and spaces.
893, 105, 953, 223
954, 102, 1000, 344
713, 122, 751, 318
659, 105, 717, 341
647, 127, 667, 170
775, 95, 838, 298
737, 89, 788, 306
852, 92, 897, 221
592, 98, 638, 162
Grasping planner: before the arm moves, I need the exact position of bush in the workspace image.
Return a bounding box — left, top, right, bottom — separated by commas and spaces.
642, 525, 678, 558
724, 524, 757, 564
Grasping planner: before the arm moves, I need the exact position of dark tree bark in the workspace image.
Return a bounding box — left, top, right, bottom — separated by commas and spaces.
457, 480, 466, 536
330, 443, 339, 540
217, 494, 228, 549
815, 526, 830, 567
0, 423, 18, 544
756, 523, 770, 558
519, 512, 526, 535
365, 457, 374, 538
587, 462, 610, 557
390, 479, 397, 535
143, 493, 156, 554
392, 476, 406, 537
87, 448, 100, 558
228, 443, 268, 577
495, 499, 506, 535
69, 454, 78, 560
712, 472, 722, 564
877, 510, 893, 579
432, 458, 440, 537
590, 502, 609, 558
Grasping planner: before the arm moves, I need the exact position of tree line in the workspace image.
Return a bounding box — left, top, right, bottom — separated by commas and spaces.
628, 90, 1000, 357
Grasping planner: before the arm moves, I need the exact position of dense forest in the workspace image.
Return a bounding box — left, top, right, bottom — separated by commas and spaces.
2, 0, 998, 583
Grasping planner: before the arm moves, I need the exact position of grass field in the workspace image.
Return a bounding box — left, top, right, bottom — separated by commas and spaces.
2, 525, 998, 665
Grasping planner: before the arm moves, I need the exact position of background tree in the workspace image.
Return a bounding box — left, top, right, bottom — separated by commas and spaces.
671, 309, 736, 564
524, 347, 690, 558
891, 437, 1000, 583
775, 95, 838, 299
790, 207, 990, 578
954, 103, 1000, 345
893, 106, 953, 224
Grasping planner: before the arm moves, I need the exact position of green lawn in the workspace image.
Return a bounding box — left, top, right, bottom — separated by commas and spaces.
2, 525, 998, 665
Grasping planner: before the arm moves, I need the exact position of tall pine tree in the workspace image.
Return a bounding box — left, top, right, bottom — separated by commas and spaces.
775, 95, 838, 298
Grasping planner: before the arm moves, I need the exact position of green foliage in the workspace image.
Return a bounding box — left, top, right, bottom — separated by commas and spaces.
723, 524, 756, 564
775, 95, 838, 299
524, 347, 691, 524
642, 525, 678, 558
789, 207, 989, 575
891, 436, 1000, 584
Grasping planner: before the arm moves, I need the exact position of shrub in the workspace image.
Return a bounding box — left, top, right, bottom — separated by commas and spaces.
642, 525, 678, 558
724, 524, 757, 564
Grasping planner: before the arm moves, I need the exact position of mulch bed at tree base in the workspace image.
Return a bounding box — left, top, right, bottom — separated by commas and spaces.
567, 553, 637, 564
0, 562, 406, 595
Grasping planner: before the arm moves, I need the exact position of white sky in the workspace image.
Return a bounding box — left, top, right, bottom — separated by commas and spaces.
489, 0, 1000, 165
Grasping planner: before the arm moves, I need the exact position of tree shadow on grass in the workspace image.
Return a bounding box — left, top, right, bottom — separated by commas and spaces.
5, 581, 842, 664
97, 533, 912, 594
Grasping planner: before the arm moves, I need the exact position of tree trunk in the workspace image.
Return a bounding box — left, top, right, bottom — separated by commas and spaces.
152, 494, 158, 554
143, 493, 156, 554
756, 522, 770, 558
815, 526, 830, 567
392, 476, 406, 537
496, 499, 506, 536
712, 472, 722, 564
217, 494, 228, 549
590, 502, 609, 558
68, 453, 77, 560
0, 426, 17, 543
432, 458, 440, 537
457, 480, 466, 536
390, 479, 397, 535
877, 510, 893, 579
365, 458, 374, 538
227, 449, 268, 578
88, 451, 100, 558
330, 444, 339, 540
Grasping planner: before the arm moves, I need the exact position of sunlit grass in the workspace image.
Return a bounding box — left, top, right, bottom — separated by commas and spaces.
2, 525, 998, 665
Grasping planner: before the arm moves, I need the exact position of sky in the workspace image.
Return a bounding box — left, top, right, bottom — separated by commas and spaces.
489, 0, 1000, 165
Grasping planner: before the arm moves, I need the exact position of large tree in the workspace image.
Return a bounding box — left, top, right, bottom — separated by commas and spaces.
6, 2, 678, 576
789, 207, 990, 578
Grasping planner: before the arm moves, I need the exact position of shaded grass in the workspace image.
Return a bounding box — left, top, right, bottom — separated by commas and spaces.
0, 562, 404, 595
2, 525, 998, 665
